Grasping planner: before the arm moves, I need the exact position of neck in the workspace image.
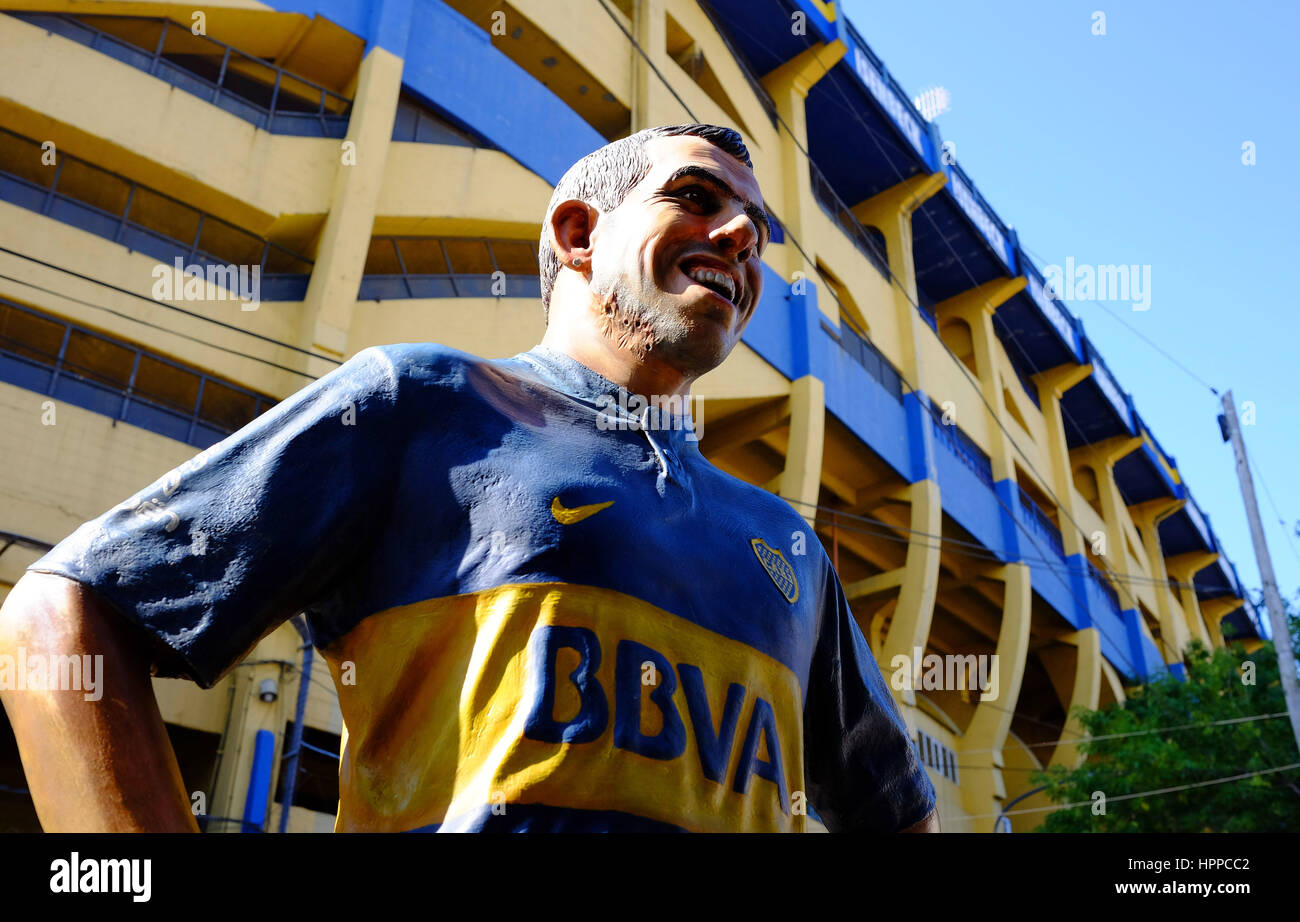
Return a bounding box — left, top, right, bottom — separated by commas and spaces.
540, 319, 695, 401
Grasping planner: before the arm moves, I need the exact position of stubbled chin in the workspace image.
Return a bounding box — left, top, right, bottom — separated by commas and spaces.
594, 287, 658, 358
593, 277, 737, 373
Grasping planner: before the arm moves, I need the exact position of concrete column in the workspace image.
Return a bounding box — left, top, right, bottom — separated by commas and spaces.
1072, 436, 1143, 596
779, 375, 825, 526
933, 277, 1027, 483
1072, 436, 1141, 561
878, 479, 943, 715
209, 629, 301, 832
956, 562, 1031, 822
1009, 626, 1101, 827
631, 0, 678, 129
1043, 628, 1101, 770
1200, 597, 1243, 650
1034, 363, 1094, 559
852, 174, 947, 392
759, 40, 846, 288
1131, 496, 1187, 659
1166, 551, 1220, 651
299, 44, 404, 371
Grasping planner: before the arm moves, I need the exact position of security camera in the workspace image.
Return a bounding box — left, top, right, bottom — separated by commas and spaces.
259, 678, 278, 703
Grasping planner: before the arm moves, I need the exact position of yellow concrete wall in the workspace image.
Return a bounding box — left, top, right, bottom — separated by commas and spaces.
917, 319, 993, 449
1070, 485, 1108, 548
349, 296, 545, 359
274, 803, 339, 833
376, 145, 553, 231
0, 379, 196, 545
510, 0, 635, 108
912, 706, 970, 832
806, 209, 904, 364
0, 15, 336, 232
0, 202, 312, 399
1001, 732, 1046, 833
301, 647, 343, 736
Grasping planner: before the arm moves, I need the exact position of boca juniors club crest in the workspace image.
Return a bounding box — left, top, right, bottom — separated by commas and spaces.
750, 538, 799, 604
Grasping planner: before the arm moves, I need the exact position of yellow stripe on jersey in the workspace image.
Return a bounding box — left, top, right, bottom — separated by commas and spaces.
319, 582, 807, 832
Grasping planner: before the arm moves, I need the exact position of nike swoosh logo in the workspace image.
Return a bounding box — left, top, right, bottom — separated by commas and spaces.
551, 496, 615, 525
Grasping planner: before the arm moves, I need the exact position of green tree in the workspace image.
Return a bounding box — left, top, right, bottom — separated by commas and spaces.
1032, 613, 1300, 831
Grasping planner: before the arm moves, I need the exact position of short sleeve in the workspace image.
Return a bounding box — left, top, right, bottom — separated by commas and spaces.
28, 346, 404, 689
803, 564, 937, 832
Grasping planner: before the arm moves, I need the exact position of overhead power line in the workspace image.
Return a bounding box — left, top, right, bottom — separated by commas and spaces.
1019, 241, 1220, 396
782, 495, 1223, 597
955, 710, 1291, 756
951, 760, 1300, 823
1247, 452, 1300, 572
0, 244, 340, 374
0, 271, 320, 382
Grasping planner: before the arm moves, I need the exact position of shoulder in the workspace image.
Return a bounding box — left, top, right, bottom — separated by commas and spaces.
316, 342, 494, 409
344, 342, 480, 388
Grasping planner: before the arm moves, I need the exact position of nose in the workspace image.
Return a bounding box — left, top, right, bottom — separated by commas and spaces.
710, 207, 760, 263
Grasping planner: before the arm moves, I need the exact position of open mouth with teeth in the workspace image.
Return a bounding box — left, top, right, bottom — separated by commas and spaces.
680, 259, 739, 307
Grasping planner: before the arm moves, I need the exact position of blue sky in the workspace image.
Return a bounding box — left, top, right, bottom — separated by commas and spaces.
840, 0, 1300, 615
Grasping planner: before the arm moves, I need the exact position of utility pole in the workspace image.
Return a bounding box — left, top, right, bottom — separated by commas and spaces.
1219, 390, 1300, 756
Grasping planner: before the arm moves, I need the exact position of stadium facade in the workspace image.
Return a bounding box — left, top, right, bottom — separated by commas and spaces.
0, 0, 1265, 832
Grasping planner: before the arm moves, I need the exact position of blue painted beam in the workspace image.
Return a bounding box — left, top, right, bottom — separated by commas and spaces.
902, 393, 936, 484
1122, 608, 1149, 683
262, 0, 606, 183
930, 427, 1006, 559
403, 0, 606, 183
740, 263, 803, 380
241, 728, 276, 832
262, 0, 374, 42
993, 479, 1022, 563
741, 269, 913, 480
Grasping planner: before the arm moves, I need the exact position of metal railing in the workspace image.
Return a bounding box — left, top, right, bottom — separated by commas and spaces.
823, 319, 903, 404
10, 12, 352, 138
809, 167, 889, 278
358, 237, 539, 301
0, 127, 312, 301
930, 412, 994, 487
0, 298, 272, 449
1017, 483, 1064, 558
1087, 560, 1122, 615
391, 94, 488, 147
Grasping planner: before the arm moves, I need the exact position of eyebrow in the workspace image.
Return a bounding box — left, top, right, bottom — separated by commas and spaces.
662, 165, 771, 249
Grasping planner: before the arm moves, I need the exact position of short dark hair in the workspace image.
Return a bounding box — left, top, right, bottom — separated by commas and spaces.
537, 124, 753, 315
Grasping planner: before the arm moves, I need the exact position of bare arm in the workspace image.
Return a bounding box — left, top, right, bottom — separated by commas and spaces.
900, 807, 940, 833
0, 571, 197, 832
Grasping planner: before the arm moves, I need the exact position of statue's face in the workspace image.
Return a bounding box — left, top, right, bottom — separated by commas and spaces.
587, 135, 768, 376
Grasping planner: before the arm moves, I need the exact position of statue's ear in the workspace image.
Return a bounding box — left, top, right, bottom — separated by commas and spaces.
546, 199, 598, 274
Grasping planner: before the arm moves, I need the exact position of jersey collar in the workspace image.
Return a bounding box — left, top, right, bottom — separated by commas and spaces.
515, 344, 623, 404
513, 345, 701, 451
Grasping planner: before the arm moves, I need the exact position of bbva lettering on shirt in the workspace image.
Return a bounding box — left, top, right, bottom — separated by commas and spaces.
521, 624, 792, 815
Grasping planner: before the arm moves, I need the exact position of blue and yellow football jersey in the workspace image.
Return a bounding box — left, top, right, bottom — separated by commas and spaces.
31, 343, 936, 833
